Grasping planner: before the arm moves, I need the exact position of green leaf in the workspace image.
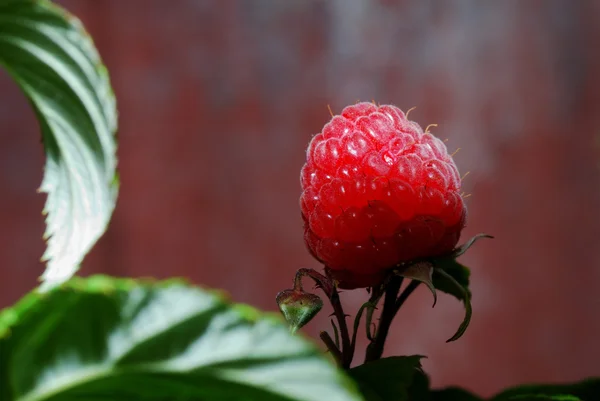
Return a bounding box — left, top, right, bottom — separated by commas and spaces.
406, 369, 432, 401
432, 266, 472, 342
431, 387, 482, 401
349, 356, 425, 401
491, 379, 600, 401
405, 371, 483, 401
0, 0, 118, 290
432, 259, 470, 298
501, 396, 580, 401
0, 275, 363, 401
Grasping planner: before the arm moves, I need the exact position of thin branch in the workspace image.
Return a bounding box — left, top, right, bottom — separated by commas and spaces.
294, 268, 352, 368
351, 303, 369, 355
330, 286, 352, 368
320, 331, 342, 366
330, 319, 340, 349
364, 276, 403, 363
395, 280, 421, 313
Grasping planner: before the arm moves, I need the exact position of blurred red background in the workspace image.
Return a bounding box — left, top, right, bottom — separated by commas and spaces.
1, 0, 599, 397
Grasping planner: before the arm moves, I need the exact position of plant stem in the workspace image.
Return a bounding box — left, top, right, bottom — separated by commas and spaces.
294, 268, 352, 368
394, 280, 420, 313
330, 286, 353, 368
320, 331, 343, 365
295, 268, 333, 297
364, 276, 403, 363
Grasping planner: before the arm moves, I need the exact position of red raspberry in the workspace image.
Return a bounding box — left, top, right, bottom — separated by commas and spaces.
300, 102, 466, 289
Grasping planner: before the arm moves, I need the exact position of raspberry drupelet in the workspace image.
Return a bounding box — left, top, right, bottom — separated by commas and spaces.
300, 102, 467, 289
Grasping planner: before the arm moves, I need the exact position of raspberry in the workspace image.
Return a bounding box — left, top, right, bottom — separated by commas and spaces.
300, 102, 466, 289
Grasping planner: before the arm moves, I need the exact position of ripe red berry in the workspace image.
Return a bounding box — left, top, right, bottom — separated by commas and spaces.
300, 102, 466, 289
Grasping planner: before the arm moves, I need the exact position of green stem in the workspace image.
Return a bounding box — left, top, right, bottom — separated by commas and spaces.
394, 280, 420, 313
330, 286, 353, 368
320, 331, 343, 366
364, 276, 403, 363
294, 268, 352, 368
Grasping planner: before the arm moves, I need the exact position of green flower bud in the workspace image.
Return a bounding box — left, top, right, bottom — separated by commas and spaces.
276, 289, 323, 334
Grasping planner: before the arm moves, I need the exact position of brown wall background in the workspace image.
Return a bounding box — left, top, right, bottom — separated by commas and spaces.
1, 0, 599, 397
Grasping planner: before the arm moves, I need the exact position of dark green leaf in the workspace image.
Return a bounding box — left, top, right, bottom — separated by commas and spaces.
502, 396, 580, 401
349, 356, 425, 401
431, 387, 482, 401
491, 379, 600, 401
0, 0, 118, 290
396, 262, 437, 307
0, 275, 364, 401
432, 259, 470, 298
407, 369, 432, 401
432, 268, 472, 342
